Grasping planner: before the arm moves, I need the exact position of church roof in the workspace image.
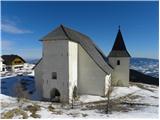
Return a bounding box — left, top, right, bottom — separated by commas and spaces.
40, 25, 113, 74
108, 28, 131, 57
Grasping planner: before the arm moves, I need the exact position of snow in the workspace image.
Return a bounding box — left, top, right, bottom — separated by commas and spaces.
0, 62, 159, 118
1, 83, 159, 118
79, 95, 107, 103
107, 106, 158, 118
111, 86, 141, 98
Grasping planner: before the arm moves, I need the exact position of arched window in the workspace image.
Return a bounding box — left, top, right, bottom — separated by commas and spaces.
117, 60, 120, 65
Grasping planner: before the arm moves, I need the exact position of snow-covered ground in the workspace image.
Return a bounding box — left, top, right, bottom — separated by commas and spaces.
0, 83, 159, 118
0, 63, 159, 118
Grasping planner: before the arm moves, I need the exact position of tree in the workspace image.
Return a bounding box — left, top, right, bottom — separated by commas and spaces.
14, 82, 29, 107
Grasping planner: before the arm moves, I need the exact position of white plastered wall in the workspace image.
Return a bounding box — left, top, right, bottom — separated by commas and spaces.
109, 57, 130, 86
0, 59, 2, 71
68, 41, 78, 103
78, 45, 109, 96
42, 40, 69, 103
105, 74, 111, 95
35, 60, 43, 98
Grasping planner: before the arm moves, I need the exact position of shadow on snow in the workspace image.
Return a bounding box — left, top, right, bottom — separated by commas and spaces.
1, 75, 41, 101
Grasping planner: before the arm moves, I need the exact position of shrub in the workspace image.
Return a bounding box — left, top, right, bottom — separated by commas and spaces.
25, 104, 40, 114
30, 113, 41, 118
1, 108, 28, 119
48, 104, 55, 112
82, 113, 88, 117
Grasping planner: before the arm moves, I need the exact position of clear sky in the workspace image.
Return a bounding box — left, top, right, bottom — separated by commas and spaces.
1, 1, 158, 59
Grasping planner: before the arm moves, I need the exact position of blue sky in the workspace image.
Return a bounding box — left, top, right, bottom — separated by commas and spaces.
1, 1, 158, 59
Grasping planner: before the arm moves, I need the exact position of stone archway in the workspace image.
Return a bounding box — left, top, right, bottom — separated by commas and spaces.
50, 88, 60, 102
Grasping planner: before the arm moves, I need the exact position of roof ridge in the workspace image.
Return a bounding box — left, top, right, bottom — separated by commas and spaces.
60, 25, 72, 40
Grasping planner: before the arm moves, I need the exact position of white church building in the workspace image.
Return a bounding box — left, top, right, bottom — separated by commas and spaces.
34, 25, 131, 103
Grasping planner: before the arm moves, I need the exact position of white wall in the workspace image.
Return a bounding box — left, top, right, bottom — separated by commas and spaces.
0, 58, 3, 71
12, 64, 24, 72
35, 59, 43, 98
108, 57, 130, 86
42, 40, 69, 103
105, 74, 111, 95
78, 45, 108, 96
68, 41, 78, 103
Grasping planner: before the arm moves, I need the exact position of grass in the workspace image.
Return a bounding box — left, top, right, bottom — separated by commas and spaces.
52, 111, 63, 115
84, 90, 144, 113
67, 112, 80, 117
25, 104, 40, 113
30, 113, 41, 118
48, 104, 55, 112
25, 104, 41, 118
82, 113, 88, 117
1, 108, 28, 119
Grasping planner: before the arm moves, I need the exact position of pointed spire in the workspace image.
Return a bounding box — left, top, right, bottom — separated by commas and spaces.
111, 27, 127, 51
108, 27, 131, 57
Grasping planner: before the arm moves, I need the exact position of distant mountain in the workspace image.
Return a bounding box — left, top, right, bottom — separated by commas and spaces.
26, 57, 159, 78
130, 58, 159, 78
26, 59, 40, 64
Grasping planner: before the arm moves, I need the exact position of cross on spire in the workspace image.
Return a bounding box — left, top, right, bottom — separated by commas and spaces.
118, 25, 121, 31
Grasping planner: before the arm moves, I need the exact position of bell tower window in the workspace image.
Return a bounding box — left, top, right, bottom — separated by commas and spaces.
117, 60, 120, 65
52, 72, 57, 79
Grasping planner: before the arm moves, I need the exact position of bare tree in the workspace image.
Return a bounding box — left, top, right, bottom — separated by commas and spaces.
14, 82, 29, 107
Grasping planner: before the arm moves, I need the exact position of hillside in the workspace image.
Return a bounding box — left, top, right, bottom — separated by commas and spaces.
130, 69, 159, 86
0, 82, 159, 118
0, 58, 159, 118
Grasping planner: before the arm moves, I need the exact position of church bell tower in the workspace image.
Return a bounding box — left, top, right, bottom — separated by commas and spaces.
108, 27, 131, 86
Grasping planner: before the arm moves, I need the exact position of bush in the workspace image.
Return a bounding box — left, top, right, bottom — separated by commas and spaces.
82, 113, 88, 117
25, 104, 40, 114
30, 113, 41, 118
48, 104, 55, 112
1, 108, 28, 119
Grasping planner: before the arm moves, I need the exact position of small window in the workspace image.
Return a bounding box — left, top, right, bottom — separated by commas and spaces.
52, 72, 57, 79
117, 60, 120, 65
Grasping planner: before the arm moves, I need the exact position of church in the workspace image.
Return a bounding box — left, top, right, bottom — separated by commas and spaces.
34, 25, 131, 103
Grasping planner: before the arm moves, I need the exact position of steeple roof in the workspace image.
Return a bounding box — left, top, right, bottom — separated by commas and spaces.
108, 28, 131, 57
40, 25, 113, 74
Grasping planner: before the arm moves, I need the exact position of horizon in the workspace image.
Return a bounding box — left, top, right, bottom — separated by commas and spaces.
1, 1, 158, 59
24, 57, 159, 62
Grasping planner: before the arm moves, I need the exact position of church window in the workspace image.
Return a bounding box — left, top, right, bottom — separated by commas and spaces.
52, 72, 57, 79
117, 60, 120, 65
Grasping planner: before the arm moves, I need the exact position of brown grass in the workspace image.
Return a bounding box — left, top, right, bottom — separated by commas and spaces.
1, 108, 28, 119
24, 104, 41, 118
48, 104, 55, 112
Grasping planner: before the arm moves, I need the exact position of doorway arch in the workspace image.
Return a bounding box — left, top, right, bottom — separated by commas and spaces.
50, 88, 60, 102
